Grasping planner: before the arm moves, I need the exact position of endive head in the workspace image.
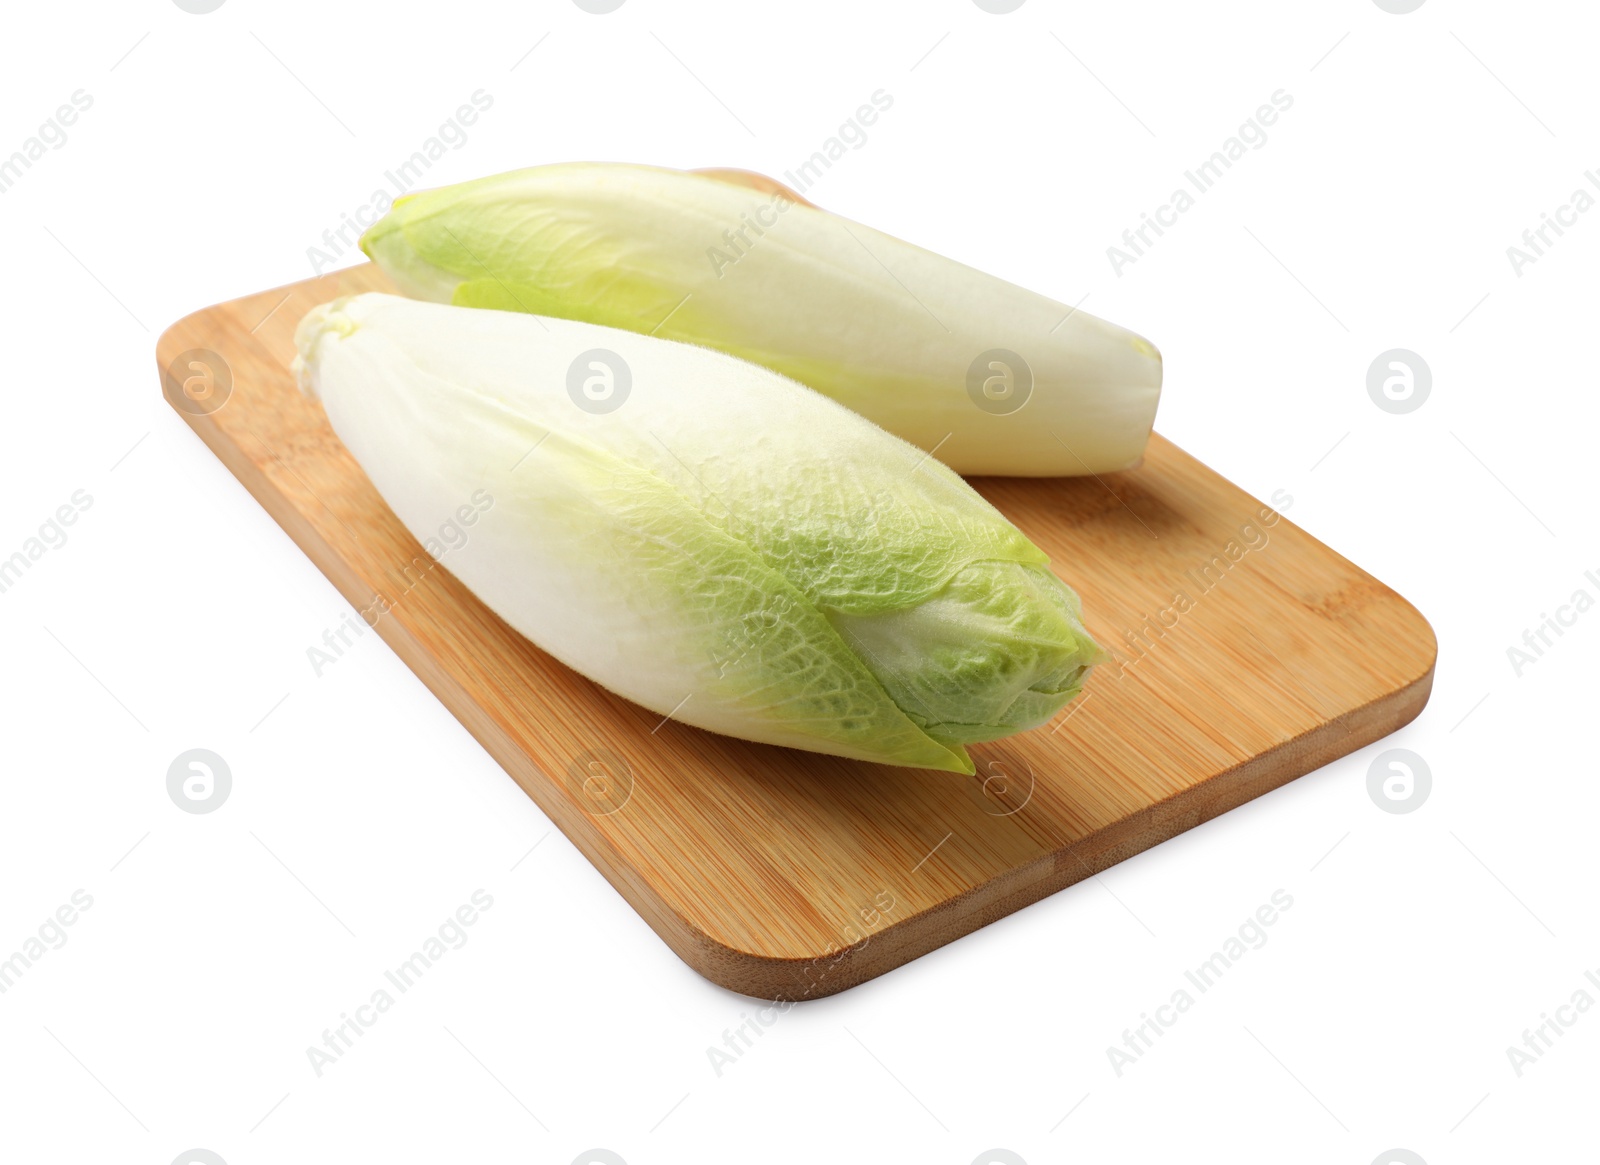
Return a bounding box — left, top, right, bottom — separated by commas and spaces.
293, 292, 1103, 773
360, 162, 1163, 477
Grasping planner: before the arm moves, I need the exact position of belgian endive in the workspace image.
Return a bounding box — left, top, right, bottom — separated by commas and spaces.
359, 162, 1162, 476
293, 293, 1102, 773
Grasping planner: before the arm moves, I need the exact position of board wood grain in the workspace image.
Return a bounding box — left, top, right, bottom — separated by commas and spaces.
157, 263, 1436, 999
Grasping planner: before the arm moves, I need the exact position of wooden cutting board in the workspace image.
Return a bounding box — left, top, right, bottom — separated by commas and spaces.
158, 263, 1436, 999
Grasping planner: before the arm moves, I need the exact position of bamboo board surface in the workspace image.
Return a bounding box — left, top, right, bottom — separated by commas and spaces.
157, 263, 1436, 999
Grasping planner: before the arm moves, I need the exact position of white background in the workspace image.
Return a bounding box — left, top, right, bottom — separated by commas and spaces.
0, 1, 1594, 1162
